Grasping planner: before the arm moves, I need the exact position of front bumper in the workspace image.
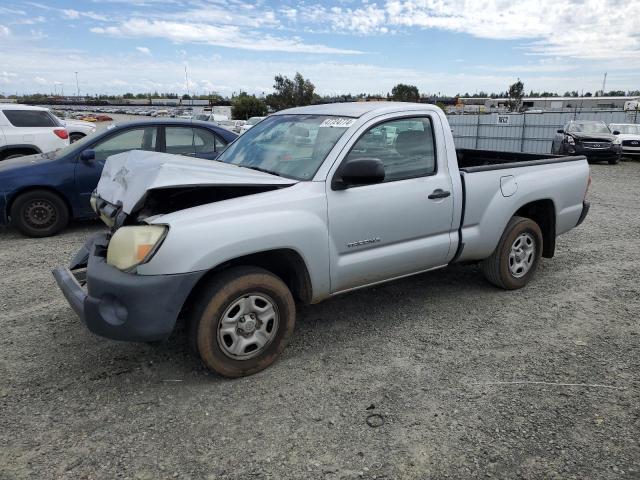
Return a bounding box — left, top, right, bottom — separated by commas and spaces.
52, 233, 204, 342
567, 144, 621, 161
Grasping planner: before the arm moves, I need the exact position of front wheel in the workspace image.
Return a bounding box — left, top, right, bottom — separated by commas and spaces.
10, 189, 70, 237
480, 216, 543, 290
189, 266, 296, 378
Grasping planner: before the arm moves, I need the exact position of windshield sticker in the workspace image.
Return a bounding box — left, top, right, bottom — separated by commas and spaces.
319, 118, 356, 128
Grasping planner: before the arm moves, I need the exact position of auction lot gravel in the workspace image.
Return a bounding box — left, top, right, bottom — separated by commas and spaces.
1, 162, 639, 479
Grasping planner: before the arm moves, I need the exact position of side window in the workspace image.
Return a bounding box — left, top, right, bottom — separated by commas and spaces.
345, 117, 436, 182
92, 127, 156, 161
192, 128, 223, 155
165, 127, 196, 156
3, 110, 58, 127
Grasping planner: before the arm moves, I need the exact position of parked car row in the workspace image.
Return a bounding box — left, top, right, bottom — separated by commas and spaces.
551, 120, 640, 162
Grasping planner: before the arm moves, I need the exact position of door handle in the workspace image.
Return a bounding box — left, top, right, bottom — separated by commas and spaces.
428, 189, 451, 199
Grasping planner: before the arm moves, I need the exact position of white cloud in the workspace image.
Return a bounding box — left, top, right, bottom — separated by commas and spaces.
91, 19, 362, 54
34, 76, 47, 85
0, 44, 637, 97
62, 9, 80, 19
62, 9, 108, 21
303, 0, 640, 61
0, 71, 18, 84
0, 25, 11, 37
136, 46, 151, 55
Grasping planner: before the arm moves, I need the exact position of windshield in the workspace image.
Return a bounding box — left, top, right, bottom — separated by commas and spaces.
217, 114, 354, 180
568, 122, 610, 134
610, 124, 640, 134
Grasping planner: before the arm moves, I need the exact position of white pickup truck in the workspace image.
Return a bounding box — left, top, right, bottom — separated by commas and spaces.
53, 102, 591, 377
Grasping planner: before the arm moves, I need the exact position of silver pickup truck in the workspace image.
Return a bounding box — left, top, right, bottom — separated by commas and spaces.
53, 102, 591, 377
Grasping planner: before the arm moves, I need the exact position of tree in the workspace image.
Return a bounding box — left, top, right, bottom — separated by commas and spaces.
506, 79, 524, 112
232, 92, 268, 119
391, 84, 420, 102
265, 72, 315, 111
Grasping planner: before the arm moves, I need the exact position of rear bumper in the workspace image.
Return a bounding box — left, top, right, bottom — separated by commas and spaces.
576, 201, 590, 227
52, 233, 204, 342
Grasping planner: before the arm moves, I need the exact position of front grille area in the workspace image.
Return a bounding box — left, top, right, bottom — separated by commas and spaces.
622, 140, 640, 147
582, 141, 611, 149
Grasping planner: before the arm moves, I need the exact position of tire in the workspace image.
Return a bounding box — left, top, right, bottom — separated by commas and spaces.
188, 266, 296, 378
608, 157, 621, 165
69, 133, 85, 143
10, 190, 70, 237
480, 216, 543, 290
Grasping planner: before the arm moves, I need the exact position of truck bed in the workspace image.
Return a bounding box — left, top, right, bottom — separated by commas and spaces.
456, 149, 582, 173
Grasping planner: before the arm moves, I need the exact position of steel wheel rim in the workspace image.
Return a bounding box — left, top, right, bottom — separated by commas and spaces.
217, 293, 279, 360
508, 232, 536, 278
24, 199, 56, 229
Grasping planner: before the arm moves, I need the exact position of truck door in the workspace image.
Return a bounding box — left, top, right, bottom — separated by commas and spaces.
326, 114, 455, 293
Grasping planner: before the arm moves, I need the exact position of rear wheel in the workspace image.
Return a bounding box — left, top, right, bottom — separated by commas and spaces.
189, 266, 296, 378
10, 190, 70, 237
480, 216, 543, 290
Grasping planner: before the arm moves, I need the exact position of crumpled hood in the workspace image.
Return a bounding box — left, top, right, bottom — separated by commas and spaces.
96, 150, 297, 214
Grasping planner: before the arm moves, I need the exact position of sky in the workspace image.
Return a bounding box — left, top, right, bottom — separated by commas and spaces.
0, 0, 639, 97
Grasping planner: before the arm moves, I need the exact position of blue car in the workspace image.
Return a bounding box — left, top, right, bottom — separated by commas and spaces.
0, 119, 237, 237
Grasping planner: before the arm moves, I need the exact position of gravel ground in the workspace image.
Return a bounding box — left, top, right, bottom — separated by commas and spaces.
1, 162, 639, 479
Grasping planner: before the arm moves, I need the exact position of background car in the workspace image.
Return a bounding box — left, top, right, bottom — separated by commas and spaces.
609, 123, 640, 157
551, 120, 622, 164
216, 119, 246, 133
239, 116, 266, 134
0, 104, 69, 160
0, 119, 237, 237
62, 118, 97, 143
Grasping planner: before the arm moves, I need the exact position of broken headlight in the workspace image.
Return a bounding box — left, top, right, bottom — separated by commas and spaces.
106, 225, 168, 271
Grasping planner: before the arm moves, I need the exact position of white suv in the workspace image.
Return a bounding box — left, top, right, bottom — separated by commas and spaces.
0, 104, 70, 160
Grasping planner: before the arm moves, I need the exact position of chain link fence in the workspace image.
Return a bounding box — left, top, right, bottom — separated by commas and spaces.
448, 109, 640, 154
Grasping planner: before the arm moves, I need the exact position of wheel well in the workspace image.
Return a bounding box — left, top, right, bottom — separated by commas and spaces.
515, 199, 556, 258
0, 147, 39, 159
183, 249, 313, 312
6, 186, 72, 221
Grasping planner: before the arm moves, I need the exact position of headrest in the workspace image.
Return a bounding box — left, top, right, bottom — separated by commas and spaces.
395, 130, 427, 156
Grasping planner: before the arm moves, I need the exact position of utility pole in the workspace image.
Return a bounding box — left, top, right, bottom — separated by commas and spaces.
601, 72, 607, 96
75, 71, 80, 98
184, 66, 190, 100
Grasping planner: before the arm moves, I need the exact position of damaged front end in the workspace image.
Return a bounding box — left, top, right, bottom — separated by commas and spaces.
92, 149, 298, 229
91, 184, 287, 230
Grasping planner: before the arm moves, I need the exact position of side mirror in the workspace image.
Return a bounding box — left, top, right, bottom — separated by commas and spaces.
80, 149, 96, 162
612, 130, 620, 135
557, 129, 564, 134
332, 157, 385, 190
